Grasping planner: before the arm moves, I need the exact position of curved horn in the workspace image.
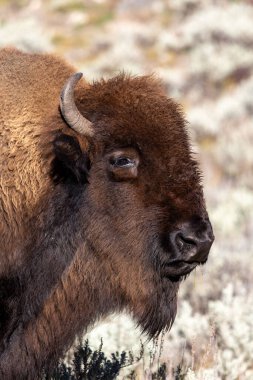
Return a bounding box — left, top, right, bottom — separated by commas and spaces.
60, 72, 94, 137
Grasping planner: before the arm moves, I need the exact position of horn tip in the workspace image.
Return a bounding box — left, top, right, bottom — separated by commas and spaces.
75, 72, 83, 80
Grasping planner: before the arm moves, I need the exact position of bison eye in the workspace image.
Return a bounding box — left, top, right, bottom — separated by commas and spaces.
107, 148, 139, 180
111, 157, 135, 168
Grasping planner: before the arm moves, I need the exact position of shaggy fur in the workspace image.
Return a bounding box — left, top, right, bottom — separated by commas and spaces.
0, 48, 210, 379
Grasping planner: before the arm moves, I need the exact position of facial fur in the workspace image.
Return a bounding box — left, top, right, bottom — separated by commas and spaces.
69, 74, 208, 336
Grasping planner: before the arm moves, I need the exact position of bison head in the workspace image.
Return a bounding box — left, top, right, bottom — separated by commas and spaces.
56, 73, 214, 337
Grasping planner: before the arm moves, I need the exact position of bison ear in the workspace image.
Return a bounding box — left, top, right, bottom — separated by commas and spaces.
52, 134, 90, 184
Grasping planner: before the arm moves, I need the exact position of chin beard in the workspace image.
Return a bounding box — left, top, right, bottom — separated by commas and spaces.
136, 278, 180, 338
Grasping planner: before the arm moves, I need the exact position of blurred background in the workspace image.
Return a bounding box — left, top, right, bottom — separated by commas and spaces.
1, 0, 253, 378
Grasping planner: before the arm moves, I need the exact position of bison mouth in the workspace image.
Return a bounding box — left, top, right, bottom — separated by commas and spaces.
161, 260, 202, 282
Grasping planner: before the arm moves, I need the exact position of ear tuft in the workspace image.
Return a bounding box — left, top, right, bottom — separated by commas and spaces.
51, 135, 90, 184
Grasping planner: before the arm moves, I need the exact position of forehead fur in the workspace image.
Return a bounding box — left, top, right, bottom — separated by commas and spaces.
79, 74, 203, 208
79, 74, 190, 159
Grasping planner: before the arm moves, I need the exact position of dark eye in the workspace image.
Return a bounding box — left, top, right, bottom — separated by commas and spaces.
110, 157, 135, 168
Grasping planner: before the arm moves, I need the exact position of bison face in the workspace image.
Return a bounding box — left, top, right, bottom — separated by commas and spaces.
58, 73, 214, 337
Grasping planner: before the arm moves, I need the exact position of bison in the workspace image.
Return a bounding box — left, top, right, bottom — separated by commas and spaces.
0, 47, 214, 379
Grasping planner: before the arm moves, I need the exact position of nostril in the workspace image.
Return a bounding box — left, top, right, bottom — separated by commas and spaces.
168, 219, 214, 263
176, 233, 197, 251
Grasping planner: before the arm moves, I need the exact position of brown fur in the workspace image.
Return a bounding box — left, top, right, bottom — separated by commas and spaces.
0, 48, 210, 379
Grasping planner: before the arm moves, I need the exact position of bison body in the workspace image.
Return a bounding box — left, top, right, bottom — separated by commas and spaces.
0, 48, 214, 379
